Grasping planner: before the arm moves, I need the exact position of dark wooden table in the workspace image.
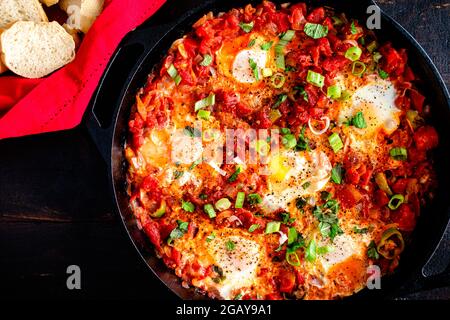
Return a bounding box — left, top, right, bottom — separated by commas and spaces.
1, 0, 449, 300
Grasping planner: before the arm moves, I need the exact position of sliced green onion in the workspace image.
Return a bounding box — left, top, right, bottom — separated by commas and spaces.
239, 21, 254, 33
328, 133, 344, 153
280, 128, 291, 135
181, 200, 195, 213
331, 163, 343, 184
280, 30, 295, 41
305, 239, 317, 262
189, 158, 202, 170
167, 64, 181, 85
262, 68, 273, 77
183, 125, 201, 138
265, 221, 281, 234
352, 61, 366, 77
350, 21, 358, 34
352, 111, 367, 129
373, 52, 382, 63
275, 51, 285, 70
215, 198, 231, 211
269, 109, 282, 122
247, 39, 256, 47
302, 181, 311, 190
375, 172, 393, 196
345, 46, 362, 61
194, 93, 215, 111
367, 240, 380, 259
332, 16, 343, 26
254, 139, 270, 156
274, 30, 295, 70
367, 41, 378, 53
340, 90, 352, 101
286, 251, 301, 266
226, 240, 236, 251
282, 134, 297, 149
204, 204, 216, 218
390, 147, 407, 161
260, 41, 273, 51
174, 170, 184, 179
377, 228, 404, 259
248, 58, 260, 81
378, 69, 389, 79
248, 224, 260, 233
273, 94, 288, 108
235, 192, 245, 209
303, 23, 328, 39
151, 200, 166, 218
327, 84, 342, 99
288, 227, 297, 245
317, 245, 333, 255
295, 85, 309, 102
270, 73, 286, 88
306, 70, 325, 88
199, 54, 212, 66
228, 166, 242, 182
247, 193, 262, 205
206, 232, 216, 242
197, 109, 211, 120
388, 194, 404, 210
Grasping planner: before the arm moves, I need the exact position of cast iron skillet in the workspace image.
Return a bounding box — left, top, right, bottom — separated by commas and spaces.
84, 0, 450, 300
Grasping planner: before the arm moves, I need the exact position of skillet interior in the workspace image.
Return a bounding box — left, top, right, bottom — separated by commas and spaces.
101, 0, 450, 300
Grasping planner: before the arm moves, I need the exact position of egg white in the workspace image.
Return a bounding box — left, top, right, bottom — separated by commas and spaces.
262, 149, 332, 213
207, 235, 260, 299
232, 48, 267, 83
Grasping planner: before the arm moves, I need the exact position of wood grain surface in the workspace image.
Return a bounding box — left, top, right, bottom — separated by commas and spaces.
0, 0, 449, 300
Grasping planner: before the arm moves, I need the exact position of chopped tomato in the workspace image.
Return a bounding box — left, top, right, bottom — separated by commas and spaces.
306, 7, 325, 23
374, 189, 390, 207
379, 43, 406, 76
414, 126, 439, 151
392, 178, 409, 194
391, 204, 416, 232
143, 221, 161, 249
337, 185, 363, 209
279, 271, 296, 293
410, 89, 425, 113
289, 6, 306, 30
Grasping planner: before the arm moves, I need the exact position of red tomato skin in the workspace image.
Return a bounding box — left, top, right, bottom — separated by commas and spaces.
414, 126, 439, 151
374, 189, 390, 207
143, 221, 161, 250
391, 204, 416, 231
278, 271, 296, 293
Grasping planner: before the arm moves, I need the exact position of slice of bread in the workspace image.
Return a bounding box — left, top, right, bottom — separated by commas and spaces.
0, 21, 75, 78
0, 0, 48, 29
40, 0, 60, 6
60, 0, 103, 33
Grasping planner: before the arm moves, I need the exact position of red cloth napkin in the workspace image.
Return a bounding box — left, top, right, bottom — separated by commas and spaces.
0, 0, 165, 140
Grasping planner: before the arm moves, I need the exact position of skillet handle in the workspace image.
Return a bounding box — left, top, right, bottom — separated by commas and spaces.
85, 23, 175, 164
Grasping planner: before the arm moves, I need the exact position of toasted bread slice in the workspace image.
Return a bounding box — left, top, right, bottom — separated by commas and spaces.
0, 21, 75, 78
0, 0, 48, 29
60, 0, 103, 33
40, 0, 60, 6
